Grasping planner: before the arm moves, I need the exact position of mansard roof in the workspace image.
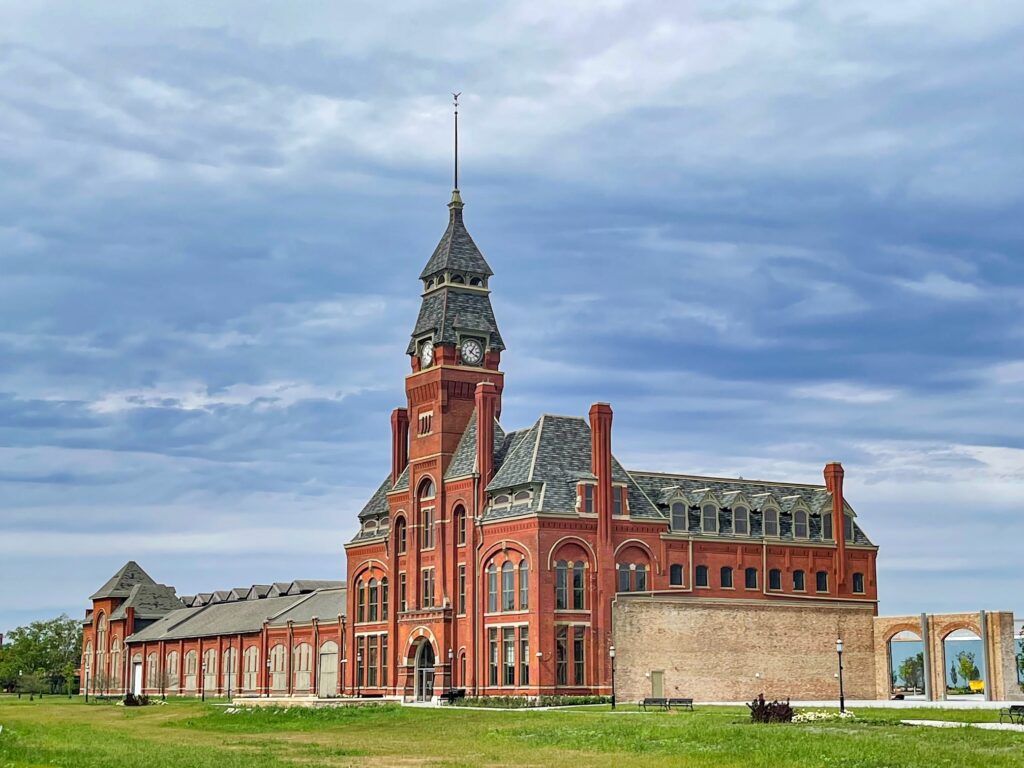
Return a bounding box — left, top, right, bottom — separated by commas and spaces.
419, 201, 494, 280
405, 287, 505, 353
109, 583, 183, 621
90, 561, 157, 601
127, 587, 346, 644
444, 411, 507, 480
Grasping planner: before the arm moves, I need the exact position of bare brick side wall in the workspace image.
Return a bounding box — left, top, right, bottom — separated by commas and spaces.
613, 596, 877, 702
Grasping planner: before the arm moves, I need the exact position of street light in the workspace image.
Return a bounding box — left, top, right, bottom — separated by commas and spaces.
609, 645, 616, 711
225, 641, 232, 702
201, 661, 207, 702
836, 638, 846, 713
447, 648, 454, 694
356, 651, 363, 697
265, 658, 271, 698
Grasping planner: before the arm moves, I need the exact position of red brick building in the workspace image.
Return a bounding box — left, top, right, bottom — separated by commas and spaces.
343, 187, 878, 701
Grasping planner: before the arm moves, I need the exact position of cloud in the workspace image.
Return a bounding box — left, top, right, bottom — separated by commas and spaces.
896, 273, 983, 301
792, 382, 899, 404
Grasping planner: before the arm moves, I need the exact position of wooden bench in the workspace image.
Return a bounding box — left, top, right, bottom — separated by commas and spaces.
999, 705, 1024, 725
440, 688, 466, 705
667, 697, 694, 711
640, 697, 669, 711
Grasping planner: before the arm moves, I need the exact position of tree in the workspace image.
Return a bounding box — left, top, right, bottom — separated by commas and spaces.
0, 615, 82, 694
955, 650, 980, 688
949, 662, 958, 688
898, 652, 924, 692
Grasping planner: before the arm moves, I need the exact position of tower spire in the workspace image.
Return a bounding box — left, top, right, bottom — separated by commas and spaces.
452, 92, 461, 203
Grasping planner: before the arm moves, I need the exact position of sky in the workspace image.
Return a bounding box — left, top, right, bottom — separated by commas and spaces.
1, 1, 1022, 634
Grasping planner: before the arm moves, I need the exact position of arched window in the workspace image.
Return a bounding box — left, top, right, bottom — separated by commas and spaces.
671, 502, 687, 531
695, 565, 709, 588
501, 561, 515, 611
451, 274, 465, 284
223, 647, 237, 692
702, 504, 718, 533
554, 561, 568, 610
487, 563, 498, 612
419, 478, 435, 499
381, 577, 389, 620
720, 566, 734, 589
768, 568, 782, 591
455, 506, 467, 546
146, 652, 158, 690
184, 650, 198, 691
368, 578, 379, 622
395, 517, 407, 554
518, 561, 528, 609
110, 638, 121, 685
763, 508, 779, 537
243, 647, 259, 691
572, 562, 585, 609
744, 567, 758, 590
470, 276, 483, 287
356, 579, 366, 623
293, 643, 312, 691
815, 570, 829, 593
793, 570, 806, 592
852, 572, 865, 594
821, 513, 833, 540
84, 642, 93, 682
165, 651, 179, 689
794, 510, 809, 539
269, 644, 287, 691
202, 648, 217, 692
96, 613, 108, 661
669, 563, 684, 586
734, 506, 749, 536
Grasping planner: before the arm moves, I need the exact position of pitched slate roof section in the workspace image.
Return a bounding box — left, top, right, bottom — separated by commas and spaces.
90, 561, 157, 600
358, 476, 393, 522
268, 587, 347, 626
419, 203, 494, 280
110, 583, 183, 621
444, 411, 507, 480
405, 288, 505, 354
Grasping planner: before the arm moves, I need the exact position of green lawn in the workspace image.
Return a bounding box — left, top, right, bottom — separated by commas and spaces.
0, 696, 1022, 767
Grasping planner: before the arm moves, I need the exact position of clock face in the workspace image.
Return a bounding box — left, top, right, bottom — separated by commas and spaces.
419, 340, 434, 367
460, 338, 484, 366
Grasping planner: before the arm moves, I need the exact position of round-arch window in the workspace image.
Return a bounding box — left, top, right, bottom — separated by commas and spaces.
470, 277, 482, 286
451, 274, 465, 284
419, 479, 435, 499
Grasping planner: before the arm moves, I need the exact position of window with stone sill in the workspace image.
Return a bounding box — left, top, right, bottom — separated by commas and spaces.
695, 565, 709, 588
720, 566, 734, 589
852, 572, 865, 594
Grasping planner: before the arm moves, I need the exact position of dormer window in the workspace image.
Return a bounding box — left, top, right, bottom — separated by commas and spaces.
844, 515, 854, 542
582, 484, 594, 514
763, 508, 779, 537
821, 513, 833, 540
613, 487, 627, 516
701, 504, 717, 533
734, 506, 749, 536
794, 510, 808, 539
513, 490, 531, 503
671, 502, 687, 531
493, 494, 510, 506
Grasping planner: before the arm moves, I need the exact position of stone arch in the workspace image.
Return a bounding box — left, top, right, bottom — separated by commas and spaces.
546, 536, 595, 569
482, 539, 532, 568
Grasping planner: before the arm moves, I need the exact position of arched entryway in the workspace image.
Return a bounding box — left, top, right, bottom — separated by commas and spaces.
888, 629, 925, 699
413, 640, 436, 702
942, 628, 985, 699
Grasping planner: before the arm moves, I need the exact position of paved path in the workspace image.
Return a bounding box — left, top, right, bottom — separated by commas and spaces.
902, 719, 1024, 733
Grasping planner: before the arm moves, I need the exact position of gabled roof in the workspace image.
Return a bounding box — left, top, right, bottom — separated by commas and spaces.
445, 411, 507, 480
419, 201, 494, 280
110, 583, 183, 621
90, 561, 157, 601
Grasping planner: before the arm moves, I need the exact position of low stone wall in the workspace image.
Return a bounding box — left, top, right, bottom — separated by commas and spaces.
612, 595, 877, 703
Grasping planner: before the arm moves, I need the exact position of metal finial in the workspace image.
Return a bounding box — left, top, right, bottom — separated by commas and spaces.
452, 92, 461, 191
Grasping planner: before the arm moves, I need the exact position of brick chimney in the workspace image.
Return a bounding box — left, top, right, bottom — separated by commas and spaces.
390, 408, 409, 486
824, 461, 846, 584
475, 382, 498, 509
589, 403, 614, 544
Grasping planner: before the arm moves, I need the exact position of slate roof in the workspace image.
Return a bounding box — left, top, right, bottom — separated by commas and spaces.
358, 475, 393, 522
419, 201, 494, 280
109, 583, 184, 621
444, 411, 507, 480
405, 287, 505, 354
127, 588, 346, 643
90, 561, 157, 600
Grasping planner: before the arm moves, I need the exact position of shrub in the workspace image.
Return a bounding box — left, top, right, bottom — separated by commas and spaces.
747, 693, 793, 724
122, 693, 150, 707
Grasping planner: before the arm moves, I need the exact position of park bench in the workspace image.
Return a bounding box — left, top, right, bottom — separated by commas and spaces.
667, 697, 694, 711
999, 705, 1024, 725
440, 688, 466, 705
640, 697, 669, 711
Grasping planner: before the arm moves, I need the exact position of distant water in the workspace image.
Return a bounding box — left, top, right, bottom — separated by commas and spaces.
889, 638, 986, 690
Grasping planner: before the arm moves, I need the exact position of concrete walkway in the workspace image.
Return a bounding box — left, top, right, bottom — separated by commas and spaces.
902, 719, 1024, 733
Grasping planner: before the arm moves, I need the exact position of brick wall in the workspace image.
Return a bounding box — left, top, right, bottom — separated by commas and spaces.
613, 595, 876, 702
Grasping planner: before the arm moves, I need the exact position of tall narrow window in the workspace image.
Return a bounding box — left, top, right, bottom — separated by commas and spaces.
356, 637, 365, 688
519, 627, 530, 686
421, 568, 435, 608
572, 562, 585, 609
793, 570, 806, 592
734, 506, 749, 536
617, 563, 630, 593
488, 628, 499, 686
613, 487, 624, 516
821, 513, 833, 540
744, 567, 758, 589
357, 579, 366, 623
852, 572, 865, 594
583, 485, 594, 513
815, 570, 829, 593
702, 504, 717, 533
395, 518, 407, 554
555, 626, 568, 686
764, 509, 779, 537
381, 635, 388, 688
769, 568, 782, 591
844, 516, 854, 542
635, 564, 647, 591
458, 564, 466, 614
501, 561, 515, 611
518, 561, 528, 610
794, 511, 808, 539
503, 627, 516, 686
670, 563, 684, 586
368, 579, 379, 622
381, 578, 389, 620
367, 635, 378, 687
572, 627, 585, 686
671, 502, 687, 531
456, 506, 467, 546
420, 507, 434, 549
555, 561, 567, 610
399, 573, 407, 612
720, 566, 734, 589
696, 565, 709, 587
487, 563, 498, 612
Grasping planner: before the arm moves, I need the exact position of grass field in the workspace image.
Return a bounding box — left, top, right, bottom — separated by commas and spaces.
1, 696, 1022, 767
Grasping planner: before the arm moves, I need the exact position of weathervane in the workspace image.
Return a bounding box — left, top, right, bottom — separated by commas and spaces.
453, 92, 461, 191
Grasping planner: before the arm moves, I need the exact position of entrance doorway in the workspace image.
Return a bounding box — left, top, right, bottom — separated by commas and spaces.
131, 662, 143, 696
415, 641, 436, 702
318, 641, 339, 698
650, 670, 664, 698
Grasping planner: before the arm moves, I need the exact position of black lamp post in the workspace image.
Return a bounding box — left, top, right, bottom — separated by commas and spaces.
201, 661, 207, 702
836, 638, 846, 713
356, 651, 363, 697
225, 641, 231, 702
84, 666, 89, 703
265, 657, 271, 698
609, 645, 616, 710
447, 648, 454, 693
